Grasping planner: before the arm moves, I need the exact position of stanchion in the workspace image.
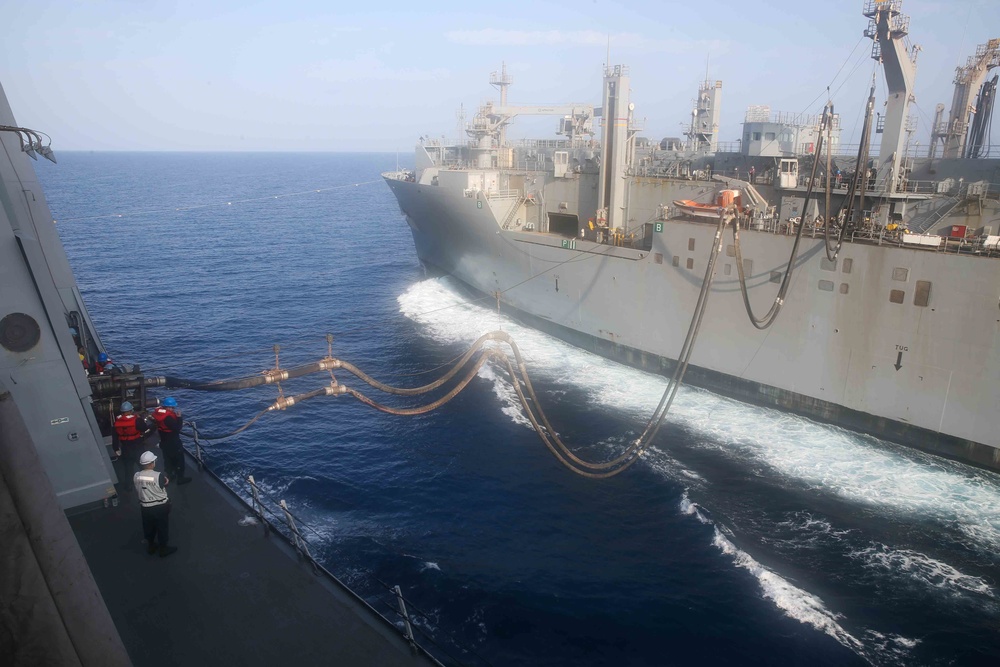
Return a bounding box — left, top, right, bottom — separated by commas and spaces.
393, 585, 417, 653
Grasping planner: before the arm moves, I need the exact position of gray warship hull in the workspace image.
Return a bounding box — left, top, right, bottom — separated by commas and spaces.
384, 4, 1000, 472
384, 172, 1000, 471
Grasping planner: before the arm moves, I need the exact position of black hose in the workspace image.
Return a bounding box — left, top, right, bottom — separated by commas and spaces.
162, 359, 335, 391
733, 105, 831, 330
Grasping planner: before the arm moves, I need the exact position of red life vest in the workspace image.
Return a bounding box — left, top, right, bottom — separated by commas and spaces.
153, 407, 178, 433
114, 414, 143, 441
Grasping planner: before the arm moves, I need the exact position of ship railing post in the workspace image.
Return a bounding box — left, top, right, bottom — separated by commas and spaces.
188, 420, 205, 471
247, 475, 269, 536
393, 584, 417, 653
280, 498, 317, 574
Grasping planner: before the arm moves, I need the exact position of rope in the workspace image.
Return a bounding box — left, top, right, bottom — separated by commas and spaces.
53, 179, 382, 222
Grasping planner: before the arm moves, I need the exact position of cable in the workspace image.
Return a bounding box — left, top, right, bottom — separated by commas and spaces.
798, 36, 868, 118
732, 105, 832, 330
251, 212, 730, 479
825, 83, 877, 260
163, 200, 733, 478
181, 408, 270, 442
54, 179, 382, 223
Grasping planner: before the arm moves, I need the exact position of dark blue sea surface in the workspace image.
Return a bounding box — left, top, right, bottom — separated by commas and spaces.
39, 153, 1000, 666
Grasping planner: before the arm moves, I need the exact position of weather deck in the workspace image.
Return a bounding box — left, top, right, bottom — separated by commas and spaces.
68, 452, 438, 667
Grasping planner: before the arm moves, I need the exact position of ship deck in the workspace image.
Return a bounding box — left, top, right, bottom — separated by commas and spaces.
67, 451, 439, 667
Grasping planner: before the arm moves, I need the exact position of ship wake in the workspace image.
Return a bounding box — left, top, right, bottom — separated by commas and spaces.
397, 276, 1000, 661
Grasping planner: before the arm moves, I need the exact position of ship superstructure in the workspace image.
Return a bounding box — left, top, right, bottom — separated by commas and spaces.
384, 1, 1000, 472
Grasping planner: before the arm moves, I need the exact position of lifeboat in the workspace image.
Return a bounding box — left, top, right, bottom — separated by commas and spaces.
673, 189, 742, 220
672, 200, 724, 219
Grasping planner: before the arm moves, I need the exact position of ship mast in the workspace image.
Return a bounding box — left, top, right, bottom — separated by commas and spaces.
490, 63, 512, 168
598, 65, 631, 230
930, 38, 1000, 159
864, 0, 919, 195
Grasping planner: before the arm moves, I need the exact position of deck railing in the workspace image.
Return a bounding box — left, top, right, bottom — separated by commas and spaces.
179, 437, 492, 667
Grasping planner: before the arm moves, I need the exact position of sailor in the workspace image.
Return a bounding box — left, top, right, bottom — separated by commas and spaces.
749, 165, 756, 184
113, 401, 151, 491
95, 352, 113, 374
134, 451, 176, 557
153, 397, 191, 485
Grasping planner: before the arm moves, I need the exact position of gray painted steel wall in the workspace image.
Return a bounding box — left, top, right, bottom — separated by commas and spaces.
385, 171, 1000, 471
0, 83, 116, 509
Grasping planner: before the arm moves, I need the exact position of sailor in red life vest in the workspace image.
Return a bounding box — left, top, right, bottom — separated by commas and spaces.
95, 352, 113, 374
113, 401, 151, 492
153, 397, 191, 485
135, 450, 176, 557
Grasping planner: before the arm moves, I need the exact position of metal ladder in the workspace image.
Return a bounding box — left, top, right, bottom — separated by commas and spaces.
500, 195, 525, 230
909, 193, 964, 233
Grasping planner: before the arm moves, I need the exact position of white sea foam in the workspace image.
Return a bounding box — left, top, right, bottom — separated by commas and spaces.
404, 553, 443, 572
465, 607, 488, 642
398, 277, 992, 661
849, 543, 995, 598
397, 278, 1000, 555
476, 362, 532, 428
711, 528, 864, 653
217, 471, 340, 549
862, 630, 922, 662
679, 490, 711, 524
774, 511, 853, 541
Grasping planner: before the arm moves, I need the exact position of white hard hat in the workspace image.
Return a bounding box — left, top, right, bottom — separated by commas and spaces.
139, 451, 157, 466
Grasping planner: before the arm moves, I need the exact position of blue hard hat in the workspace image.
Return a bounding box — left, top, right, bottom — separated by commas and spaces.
98, 353, 109, 362
162, 397, 178, 407
120, 401, 134, 412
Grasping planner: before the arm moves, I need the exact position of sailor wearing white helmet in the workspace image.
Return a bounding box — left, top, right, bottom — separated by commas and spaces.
134, 450, 177, 557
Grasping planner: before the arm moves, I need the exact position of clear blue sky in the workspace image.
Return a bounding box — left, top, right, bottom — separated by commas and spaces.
2, 0, 997, 151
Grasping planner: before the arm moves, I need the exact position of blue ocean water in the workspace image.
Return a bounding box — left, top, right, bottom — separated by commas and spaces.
39, 152, 1000, 666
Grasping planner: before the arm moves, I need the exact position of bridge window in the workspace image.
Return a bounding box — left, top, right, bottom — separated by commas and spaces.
818, 280, 834, 292
889, 289, 905, 304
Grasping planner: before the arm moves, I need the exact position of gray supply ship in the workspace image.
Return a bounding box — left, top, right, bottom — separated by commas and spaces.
384, 1, 1000, 472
